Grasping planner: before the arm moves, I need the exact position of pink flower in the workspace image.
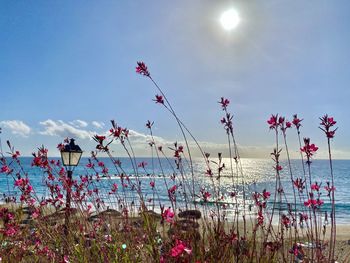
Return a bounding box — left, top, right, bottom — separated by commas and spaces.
278, 116, 285, 125
267, 114, 278, 130
205, 169, 213, 177
12, 151, 20, 159
203, 191, 211, 202
171, 239, 192, 257
32, 209, 40, 219
299, 213, 308, 222
276, 165, 283, 171
168, 185, 177, 194
319, 114, 337, 139
304, 199, 317, 207
279, 116, 291, 133
57, 143, 65, 151
281, 214, 291, 228
150, 181, 155, 188
292, 114, 303, 129
154, 95, 164, 104
311, 183, 320, 191
304, 198, 323, 209
86, 163, 94, 169
93, 135, 107, 150
146, 120, 153, 129
162, 208, 175, 223
262, 189, 271, 200
110, 183, 118, 193
324, 184, 336, 194
219, 97, 230, 110
136, 61, 150, 77
293, 178, 305, 192
0, 165, 11, 174
300, 138, 318, 162
4, 226, 17, 237
94, 135, 106, 142
326, 130, 336, 138
63, 255, 70, 263
14, 178, 27, 187
257, 209, 264, 226
317, 199, 324, 206
138, 161, 148, 168
6, 213, 14, 221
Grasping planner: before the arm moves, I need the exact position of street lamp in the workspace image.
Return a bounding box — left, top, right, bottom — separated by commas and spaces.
60, 139, 82, 237
61, 138, 83, 167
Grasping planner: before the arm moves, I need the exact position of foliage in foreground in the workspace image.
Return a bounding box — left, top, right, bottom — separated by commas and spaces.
0, 62, 339, 262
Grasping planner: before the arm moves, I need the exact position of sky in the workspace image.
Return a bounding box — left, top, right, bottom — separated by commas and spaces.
1, 0, 350, 159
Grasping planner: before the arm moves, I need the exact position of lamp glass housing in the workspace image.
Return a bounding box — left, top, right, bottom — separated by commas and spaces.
61, 150, 82, 166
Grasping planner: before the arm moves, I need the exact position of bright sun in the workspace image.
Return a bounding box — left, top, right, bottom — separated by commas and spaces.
220, 9, 240, 30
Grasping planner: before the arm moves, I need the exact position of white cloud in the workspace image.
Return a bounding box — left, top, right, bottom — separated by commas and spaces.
128, 129, 168, 144
91, 121, 105, 129
39, 119, 94, 139
0, 120, 31, 137
69, 120, 88, 128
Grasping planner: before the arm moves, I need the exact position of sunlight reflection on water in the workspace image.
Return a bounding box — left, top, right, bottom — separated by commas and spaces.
1, 158, 349, 224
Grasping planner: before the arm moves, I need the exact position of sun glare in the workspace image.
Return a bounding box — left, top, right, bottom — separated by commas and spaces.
220, 9, 240, 31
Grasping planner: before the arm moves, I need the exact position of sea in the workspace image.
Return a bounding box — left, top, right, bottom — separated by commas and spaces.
1, 157, 349, 224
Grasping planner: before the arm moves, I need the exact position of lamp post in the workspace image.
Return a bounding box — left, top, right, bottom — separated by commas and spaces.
60, 139, 82, 236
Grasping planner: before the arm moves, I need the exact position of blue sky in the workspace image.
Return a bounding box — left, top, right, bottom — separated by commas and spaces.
1, 1, 349, 158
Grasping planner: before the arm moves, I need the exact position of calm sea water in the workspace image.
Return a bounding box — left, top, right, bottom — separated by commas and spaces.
1, 157, 349, 224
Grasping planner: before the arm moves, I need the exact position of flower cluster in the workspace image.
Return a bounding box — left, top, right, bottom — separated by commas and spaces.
170, 239, 192, 258
267, 114, 292, 134
136, 61, 150, 77
300, 138, 318, 163
153, 95, 164, 104
319, 114, 337, 139
162, 207, 174, 223
292, 114, 303, 131
293, 178, 306, 193
109, 120, 129, 142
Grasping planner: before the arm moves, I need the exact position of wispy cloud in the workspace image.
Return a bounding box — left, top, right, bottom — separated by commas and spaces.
3, 118, 328, 159
128, 130, 168, 144
0, 120, 31, 137
39, 119, 94, 139
91, 121, 105, 129
69, 120, 88, 128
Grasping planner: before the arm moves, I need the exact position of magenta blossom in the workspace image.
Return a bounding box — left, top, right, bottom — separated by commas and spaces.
319, 114, 337, 138
293, 178, 306, 192
168, 185, 177, 194
304, 198, 323, 209
292, 114, 303, 130
138, 161, 147, 168
154, 95, 164, 104
324, 181, 336, 197
281, 214, 291, 228
162, 207, 175, 223
300, 138, 318, 163
267, 114, 279, 130
262, 189, 271, 200
311, 183, 320, 191
276, 165, 283, 171
171, 239, 192, 257
219, 97, 230, 110
0, 165, 11, 174
135, 61, 150, 77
